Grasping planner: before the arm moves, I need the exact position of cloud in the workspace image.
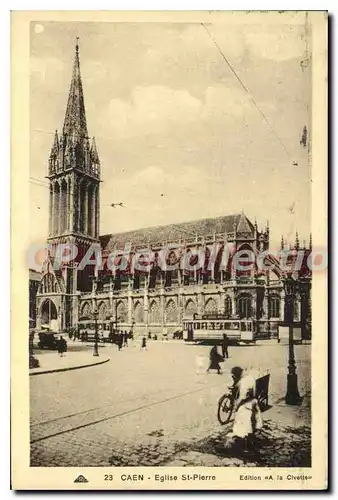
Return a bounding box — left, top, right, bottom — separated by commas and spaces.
131, 165, 206, 188
29, 20, 311, 247
175, 23, 304, 64
202, 86, 252, 119
105, 85, 202, 138
103, 84, 260, 140
134, 165, 165, 184
100, 163, 216, 233
82, 60, 120, 89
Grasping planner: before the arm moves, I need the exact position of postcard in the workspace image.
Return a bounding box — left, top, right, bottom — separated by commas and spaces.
11, 10, 328, 490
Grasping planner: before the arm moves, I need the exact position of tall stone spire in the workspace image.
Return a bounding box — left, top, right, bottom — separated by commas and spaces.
62, 38, 88, 140
48, 39, 100, 179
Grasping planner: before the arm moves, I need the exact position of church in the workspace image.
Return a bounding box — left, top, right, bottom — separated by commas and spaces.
34, 43, 312, 340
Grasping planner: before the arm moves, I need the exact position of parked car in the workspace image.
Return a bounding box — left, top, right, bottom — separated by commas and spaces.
37, 331, 62, 350
173, 329, 184, 340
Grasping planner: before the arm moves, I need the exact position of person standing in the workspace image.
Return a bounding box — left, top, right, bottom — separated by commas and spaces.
207, 345, 222, 374
100, 328, 105, 345
58, 336, 67, 357
226, 366, 263, 453
222, 334, 229, 359
141, 336, 147, 350
117, 332, 123, 351
123, 331, 128, 347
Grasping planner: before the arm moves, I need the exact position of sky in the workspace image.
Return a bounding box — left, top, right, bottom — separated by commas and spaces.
29, 15, 312, 252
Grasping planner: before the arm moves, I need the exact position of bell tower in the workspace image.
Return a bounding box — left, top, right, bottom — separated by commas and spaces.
47, 40, 101, 292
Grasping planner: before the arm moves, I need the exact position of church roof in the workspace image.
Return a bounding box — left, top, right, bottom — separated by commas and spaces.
100, 214, 255, 251
62, 41, 88, 140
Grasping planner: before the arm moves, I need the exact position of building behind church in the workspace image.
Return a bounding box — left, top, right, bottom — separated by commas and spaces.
33, 43, 312, 340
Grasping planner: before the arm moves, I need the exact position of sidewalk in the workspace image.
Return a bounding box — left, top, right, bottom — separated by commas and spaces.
167, 395, 311, 467
30, 351, 110, 376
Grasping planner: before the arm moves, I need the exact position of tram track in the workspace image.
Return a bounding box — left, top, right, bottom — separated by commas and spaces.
30, 358, 310, 445
30, 380, 226, 444
30, 391, 162, 427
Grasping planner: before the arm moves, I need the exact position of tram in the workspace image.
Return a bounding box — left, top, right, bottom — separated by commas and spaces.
183, 313, 256, 344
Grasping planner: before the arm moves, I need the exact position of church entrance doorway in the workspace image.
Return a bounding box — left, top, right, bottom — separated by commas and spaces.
40, 299, 58, 331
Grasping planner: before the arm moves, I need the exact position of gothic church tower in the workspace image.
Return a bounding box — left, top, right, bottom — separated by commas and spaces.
47, 40, 101, 293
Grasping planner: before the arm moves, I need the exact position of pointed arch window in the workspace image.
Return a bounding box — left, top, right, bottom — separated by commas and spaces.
184, 299, 197, 319
116, 301, 127, 323
237, 294, 252, 319
134, 302, 144, 323
205, 297, 217, 315
80, 301, 91, 318
149, 300, 160, 324
166, 300, 178, 323
98, 301, 108, 321
269, 295, 280, 318
225, 296, 232, 318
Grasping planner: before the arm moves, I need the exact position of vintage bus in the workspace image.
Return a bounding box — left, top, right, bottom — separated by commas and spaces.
183, 313, 256, 344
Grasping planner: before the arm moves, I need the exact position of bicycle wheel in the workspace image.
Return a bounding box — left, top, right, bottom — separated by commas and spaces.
217, 394, 233, 425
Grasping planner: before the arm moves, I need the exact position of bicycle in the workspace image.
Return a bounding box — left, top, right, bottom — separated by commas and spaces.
217, 385, 238, 425
217, 373, 270, 425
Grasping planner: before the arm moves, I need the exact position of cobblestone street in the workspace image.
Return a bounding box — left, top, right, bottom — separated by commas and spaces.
30, 340, 311, 467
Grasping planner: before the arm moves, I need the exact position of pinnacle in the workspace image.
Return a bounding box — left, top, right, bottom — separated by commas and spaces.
62, 42, 88, 139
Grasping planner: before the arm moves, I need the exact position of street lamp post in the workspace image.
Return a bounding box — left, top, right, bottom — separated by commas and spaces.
283, 276, 301, 405
92, 278, 99, 357
298, 280, 309, 342
93, 309, 99, 357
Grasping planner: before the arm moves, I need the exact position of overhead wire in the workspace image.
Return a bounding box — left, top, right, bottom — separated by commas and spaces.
200, 22, 311, 245
31, 23, 303, 217
200, 22, 294, 162
29, 177, 122, 210
34, 23, 304, 164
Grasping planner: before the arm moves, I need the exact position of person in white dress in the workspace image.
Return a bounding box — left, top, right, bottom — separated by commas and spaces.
226, 366, 263, 452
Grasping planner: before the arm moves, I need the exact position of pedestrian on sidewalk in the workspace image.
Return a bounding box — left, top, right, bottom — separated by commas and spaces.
221, 334, 229, 359
99, 328, 105, 345
58, 336, 67, 357
141, 336, 147, 350
123, 331, 128, 347
207, 345, 222, 374
117, 332, 123, 351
